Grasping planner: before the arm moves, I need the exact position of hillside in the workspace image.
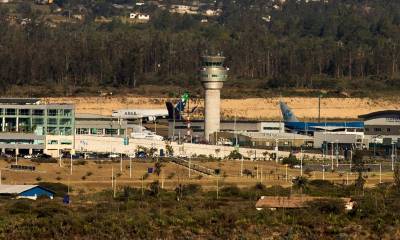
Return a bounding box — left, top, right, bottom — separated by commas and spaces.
46, 96, 400, 120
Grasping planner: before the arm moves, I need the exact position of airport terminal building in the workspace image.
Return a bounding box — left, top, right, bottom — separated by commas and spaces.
0, 98, 74, 156
359, 110, 400, 145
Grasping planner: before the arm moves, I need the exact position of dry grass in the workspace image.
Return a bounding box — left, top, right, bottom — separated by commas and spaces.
0, 159, 393, 194
44, 96, 400, 120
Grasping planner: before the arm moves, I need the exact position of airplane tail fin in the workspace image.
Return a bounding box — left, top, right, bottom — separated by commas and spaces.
175, 92, 189, 113
166, 92, 190, 120
166, 102, 181, 120
279, 101, 299, 122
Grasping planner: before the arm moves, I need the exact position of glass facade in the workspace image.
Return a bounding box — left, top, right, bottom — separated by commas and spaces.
0, 105, 74, 136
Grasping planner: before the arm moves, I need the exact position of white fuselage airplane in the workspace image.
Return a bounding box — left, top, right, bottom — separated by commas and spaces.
112, 109, 168, 122
112, 93, 190, 122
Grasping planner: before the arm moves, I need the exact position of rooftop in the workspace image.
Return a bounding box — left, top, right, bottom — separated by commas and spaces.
0, 98, 41, 105
255, 196, 352, 209
0, 184, 53, 194
359, 110, 400, 119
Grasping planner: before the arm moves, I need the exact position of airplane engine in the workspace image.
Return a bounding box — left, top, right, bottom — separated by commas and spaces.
146, 116, 156, 122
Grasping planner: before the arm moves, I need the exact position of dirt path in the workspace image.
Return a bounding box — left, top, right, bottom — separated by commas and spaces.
44, 96, 400, 120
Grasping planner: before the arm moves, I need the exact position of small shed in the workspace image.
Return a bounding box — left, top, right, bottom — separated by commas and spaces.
0, 185, 55, 200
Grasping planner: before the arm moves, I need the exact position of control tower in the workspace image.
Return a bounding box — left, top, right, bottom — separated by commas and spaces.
200, 54, 228, 142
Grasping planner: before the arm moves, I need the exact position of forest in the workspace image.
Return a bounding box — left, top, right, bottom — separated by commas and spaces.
1, 0, 400, 97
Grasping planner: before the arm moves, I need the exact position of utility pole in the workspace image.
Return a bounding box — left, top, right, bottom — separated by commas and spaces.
216, 176, 219, 200
188, 156, 191, 178
111, 167, 114, 189
331, 142, 334, 171
285, 164, 288, 182
70, 153, 73, 175
113, 174, 116, 198
275, 139, 279, 163
335, 140, 339, 168
318, 94, 321, 123
141, 176, 144, 196
322, 165, 325, 180
256, 164, 259, 179
379, 163, 382, 184
392, 142, 395, 171
350, 149, 353, 174
129, 156, 132, 179
240, 157, 243, 177
300, 147, 303, 176
120, 153, 123, 172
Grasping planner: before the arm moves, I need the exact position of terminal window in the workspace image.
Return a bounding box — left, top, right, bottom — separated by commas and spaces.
48, 118, 58, 125
32, 118, 44, 125
61, 109, 73, 117
19, 109, 30, 115
48, 109, 58, 116
32, 109, 44, 116
374, 128, 382, 132
60, 118, 71, 125
5, 108, 16, 115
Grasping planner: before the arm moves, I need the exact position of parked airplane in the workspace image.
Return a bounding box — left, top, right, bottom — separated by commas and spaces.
112, 93, 190, 122
279, 101, 364, 134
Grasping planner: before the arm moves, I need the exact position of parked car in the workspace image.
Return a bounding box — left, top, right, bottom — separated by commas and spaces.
24, 154, 33, 159
108, 153, 120, 158
136, 151, 147, 158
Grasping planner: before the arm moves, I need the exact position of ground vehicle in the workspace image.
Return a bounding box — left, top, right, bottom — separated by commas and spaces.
24, 155, 33, 159
108, 153, 120, 158
136, 151, 147, 158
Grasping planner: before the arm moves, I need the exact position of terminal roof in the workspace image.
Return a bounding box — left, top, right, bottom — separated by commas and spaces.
358, 110, 400, 119
0, 98, 40, 105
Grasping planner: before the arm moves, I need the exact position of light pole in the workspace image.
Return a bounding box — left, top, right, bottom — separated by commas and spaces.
335, 140, 339, 168
275, 138, 279, 163
300, 146, 303, 176
285, 164, 288, 182
331, 142, 334, 171
129, 155, 132, 179
391, 142, 395, 171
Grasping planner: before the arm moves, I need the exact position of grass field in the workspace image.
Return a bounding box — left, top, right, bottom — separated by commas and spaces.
0, 158, 394, 195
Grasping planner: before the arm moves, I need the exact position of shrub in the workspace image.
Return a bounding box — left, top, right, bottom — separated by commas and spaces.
242, 169, 253, 177
182, 184, 201, 196
167, 172, 175, 179
228, 150, 242, 160
254, 182, 267, 191
32, 158, 57, 163
8, 200, 33, 214
307, 199, 345, 214
282, 154, 300, 167
74, 160, 87, 165
220, 185, 241, 197
81, 176, 86, 180
56, 176, 62, 181
149, 181, 160, 196
36, 176, 42, 182
86, 171, 93, 177
142, 173, 149, 180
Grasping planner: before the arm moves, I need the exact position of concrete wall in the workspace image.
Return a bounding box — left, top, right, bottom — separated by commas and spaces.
73, 135, 291, 160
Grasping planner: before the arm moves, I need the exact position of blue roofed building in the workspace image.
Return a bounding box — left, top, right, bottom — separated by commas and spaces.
0, 185, 55, 200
